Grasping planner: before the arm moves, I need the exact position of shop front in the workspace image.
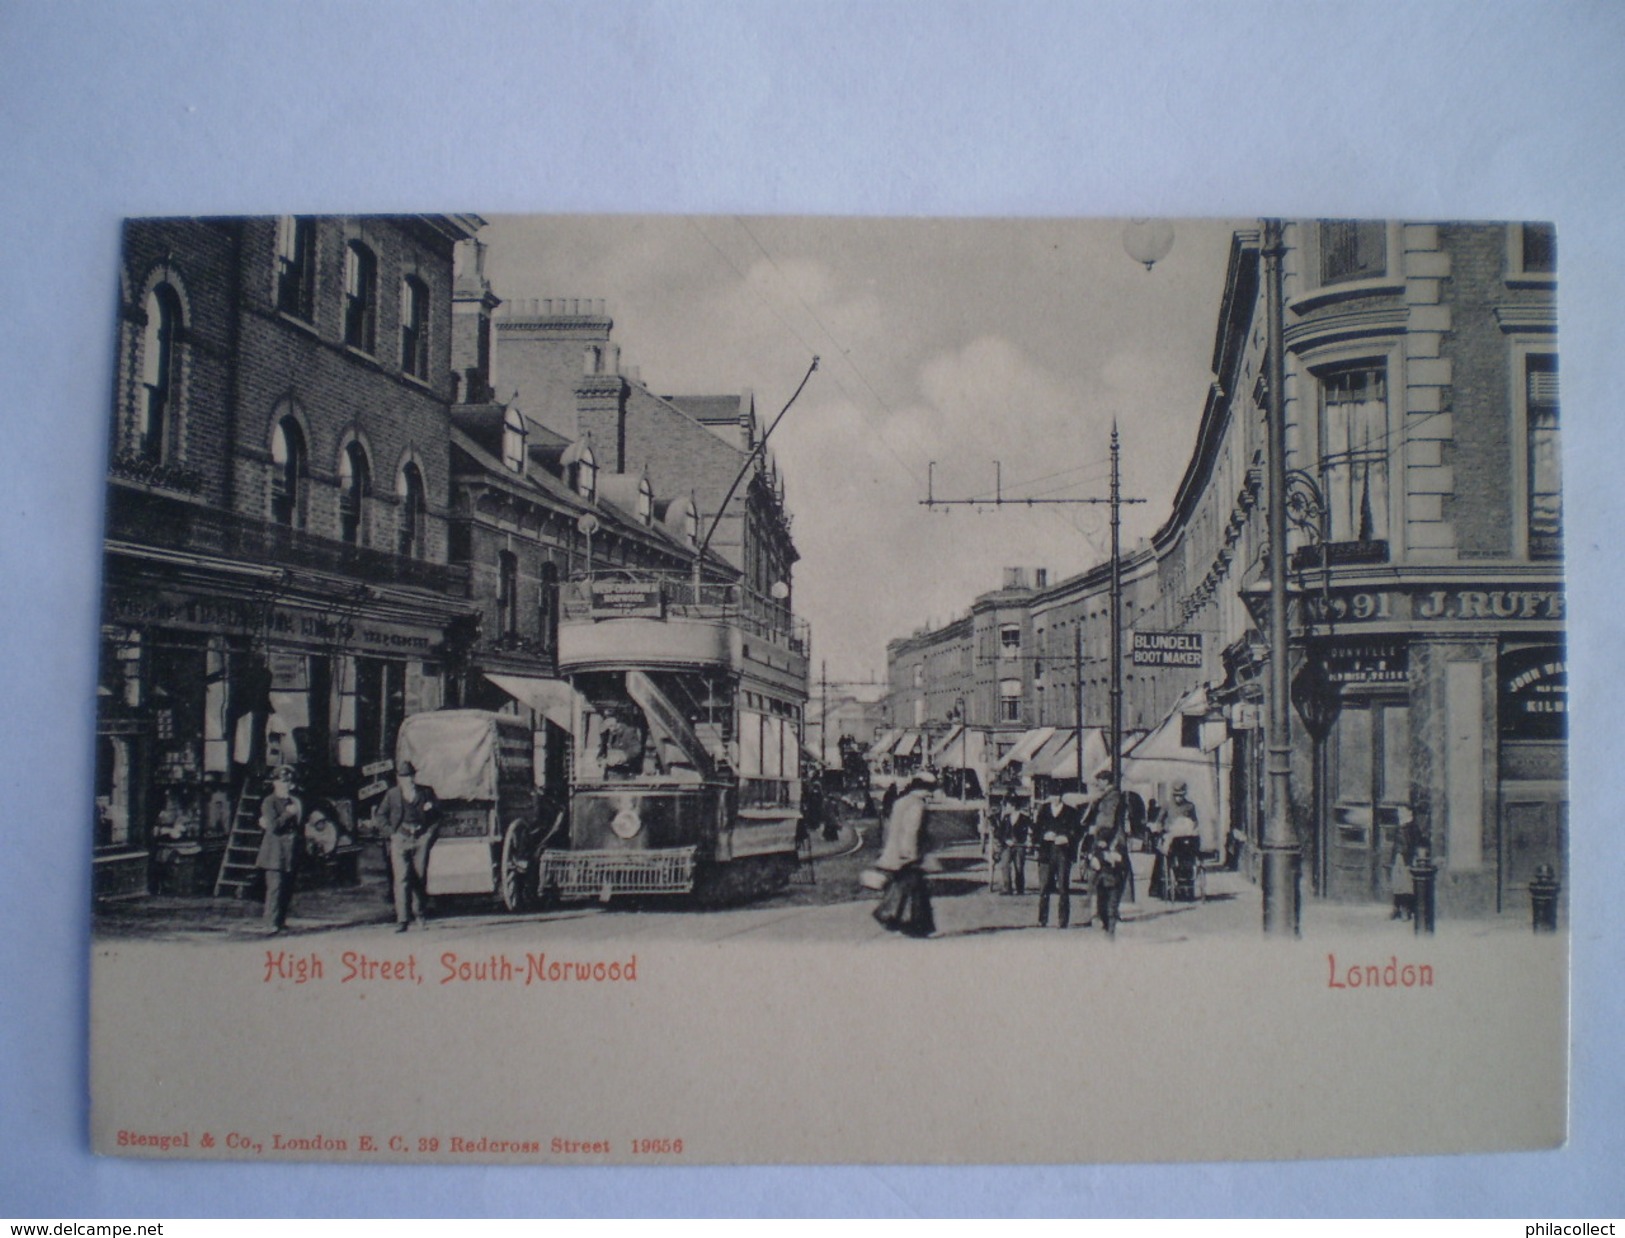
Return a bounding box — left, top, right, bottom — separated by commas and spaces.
1294, 579, 1566, 918
95, 563, 470, 899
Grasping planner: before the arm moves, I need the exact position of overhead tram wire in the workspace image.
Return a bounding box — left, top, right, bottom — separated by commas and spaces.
687, 217, 925, 489
729, 216, 929, 488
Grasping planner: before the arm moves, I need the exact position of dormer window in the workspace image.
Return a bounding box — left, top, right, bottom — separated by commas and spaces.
502, 407, 527, 474
637, 476, 654, 524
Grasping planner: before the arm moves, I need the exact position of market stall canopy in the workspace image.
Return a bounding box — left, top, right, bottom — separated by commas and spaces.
485, 673, 581, 732
1119, 687, 1228, 835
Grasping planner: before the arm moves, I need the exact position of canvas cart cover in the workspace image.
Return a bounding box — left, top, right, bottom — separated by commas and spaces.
395, 710, 505, 802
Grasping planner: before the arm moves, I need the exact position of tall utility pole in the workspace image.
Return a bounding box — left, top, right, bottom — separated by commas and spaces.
820, 659, 829, 765
1074, 621, 1085, 793
1262, 218, 1302, 937
1108, 423, 1124, 793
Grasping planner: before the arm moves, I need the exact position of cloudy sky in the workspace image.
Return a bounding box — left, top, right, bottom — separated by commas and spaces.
480, 215, 1251, 682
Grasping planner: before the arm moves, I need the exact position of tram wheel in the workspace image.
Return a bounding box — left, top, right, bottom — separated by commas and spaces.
500, 819, 537, 913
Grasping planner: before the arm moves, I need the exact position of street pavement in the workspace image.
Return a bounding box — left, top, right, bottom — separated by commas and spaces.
94, 815, 1542, 946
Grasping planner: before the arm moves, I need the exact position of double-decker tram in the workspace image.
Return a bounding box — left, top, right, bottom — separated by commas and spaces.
536, 569, 810, 903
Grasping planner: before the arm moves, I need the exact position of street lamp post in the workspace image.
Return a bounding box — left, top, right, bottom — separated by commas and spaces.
1260, 218, 1302, 937
1125, 217, 1302, 936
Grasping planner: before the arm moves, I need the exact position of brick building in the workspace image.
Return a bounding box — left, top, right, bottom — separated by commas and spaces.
96, 215, 482, 898
884, 221, 1563, 920
440, 246, 725, 765
494, 299, 808, 731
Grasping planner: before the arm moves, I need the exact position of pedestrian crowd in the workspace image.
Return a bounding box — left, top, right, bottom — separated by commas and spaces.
869, 769, 1227, 940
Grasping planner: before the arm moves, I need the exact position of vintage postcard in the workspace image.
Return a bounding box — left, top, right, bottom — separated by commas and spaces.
91, 214, 1567, 1164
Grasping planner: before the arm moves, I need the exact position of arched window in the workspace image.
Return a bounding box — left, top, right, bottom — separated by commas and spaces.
344, 241, 378, 353
139, 283, 182, 462
397, 463, 427, 558
400, 275, 429, 378
637, 476, 654, 524
270, 418, 307, 528
497, 550, 519, 636
339, 441, 372, 546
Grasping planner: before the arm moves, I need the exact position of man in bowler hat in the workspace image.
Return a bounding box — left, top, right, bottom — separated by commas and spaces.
375, 758, 440, 931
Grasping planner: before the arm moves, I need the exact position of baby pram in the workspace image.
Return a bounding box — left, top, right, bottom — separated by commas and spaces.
1164, 833, 1206, 902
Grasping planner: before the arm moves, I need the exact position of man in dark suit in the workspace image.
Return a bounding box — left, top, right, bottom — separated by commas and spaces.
254, 765, 303, 934
375, 758, 440, 931
1036, 796, 1080, 929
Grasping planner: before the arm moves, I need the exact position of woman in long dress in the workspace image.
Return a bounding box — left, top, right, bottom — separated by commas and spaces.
873, 771, 938, 938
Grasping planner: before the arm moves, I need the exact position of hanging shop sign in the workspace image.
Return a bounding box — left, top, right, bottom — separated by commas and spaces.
1132, 631, 1204, 667
1321, 639, 1409, 685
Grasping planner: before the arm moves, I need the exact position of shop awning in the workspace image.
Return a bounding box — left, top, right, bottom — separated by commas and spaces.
485, 673, 581, 731
996, 727, 1056, 771
866, 728, 900, 759
1035, 728, 1114, 782
930, 725, 991, 774
893, 730, 923, 757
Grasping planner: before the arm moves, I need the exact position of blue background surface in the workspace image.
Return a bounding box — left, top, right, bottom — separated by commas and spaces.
1, 0, 1621, 1217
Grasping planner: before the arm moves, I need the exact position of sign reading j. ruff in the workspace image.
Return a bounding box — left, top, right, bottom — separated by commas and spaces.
589, 580, 665, 619
1132, 631, 1203, 667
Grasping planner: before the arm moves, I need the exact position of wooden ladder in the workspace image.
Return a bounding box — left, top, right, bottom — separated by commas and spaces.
213, 777, 269, 898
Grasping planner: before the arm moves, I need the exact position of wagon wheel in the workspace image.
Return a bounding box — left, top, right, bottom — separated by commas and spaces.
500, 819, 537, 913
